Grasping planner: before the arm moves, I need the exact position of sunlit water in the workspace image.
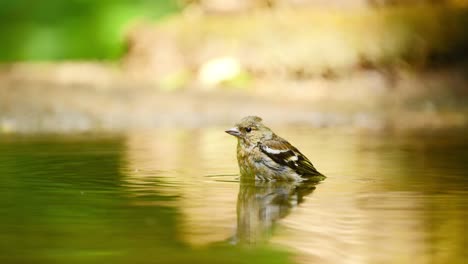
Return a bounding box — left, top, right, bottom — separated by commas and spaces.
0, 128, 466, 264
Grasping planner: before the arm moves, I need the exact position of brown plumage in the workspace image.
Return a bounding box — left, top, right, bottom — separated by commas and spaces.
226, 116, 324, 181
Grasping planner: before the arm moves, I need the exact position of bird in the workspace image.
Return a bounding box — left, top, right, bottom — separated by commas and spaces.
225, 116, 325, 182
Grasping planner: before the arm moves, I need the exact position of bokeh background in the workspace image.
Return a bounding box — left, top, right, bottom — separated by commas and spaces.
1, 0, 468, 132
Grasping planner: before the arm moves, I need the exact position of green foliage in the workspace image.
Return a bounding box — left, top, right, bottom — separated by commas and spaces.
0, 0, 180, 61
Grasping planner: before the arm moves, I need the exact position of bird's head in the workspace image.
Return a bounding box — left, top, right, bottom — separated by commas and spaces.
225, 116, 272, 146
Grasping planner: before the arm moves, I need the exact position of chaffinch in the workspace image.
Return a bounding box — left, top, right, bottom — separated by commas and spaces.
226, 116, 325, 182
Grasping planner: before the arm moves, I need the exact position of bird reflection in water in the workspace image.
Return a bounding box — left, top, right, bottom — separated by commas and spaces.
233, 180, 319, 245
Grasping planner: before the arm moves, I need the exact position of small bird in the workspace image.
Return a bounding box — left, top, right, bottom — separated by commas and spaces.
226, 116, 324, 181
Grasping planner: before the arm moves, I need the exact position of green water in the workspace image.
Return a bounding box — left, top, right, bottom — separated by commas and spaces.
0, 129, 467, 264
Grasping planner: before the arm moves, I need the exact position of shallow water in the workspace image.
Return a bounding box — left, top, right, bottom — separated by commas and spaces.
0, 128, 467, 264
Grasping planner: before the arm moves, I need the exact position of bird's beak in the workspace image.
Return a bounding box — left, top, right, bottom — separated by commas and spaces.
225, 127, 241, 137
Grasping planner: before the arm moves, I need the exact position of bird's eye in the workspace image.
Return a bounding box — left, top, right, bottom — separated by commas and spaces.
246, 127, 252, 133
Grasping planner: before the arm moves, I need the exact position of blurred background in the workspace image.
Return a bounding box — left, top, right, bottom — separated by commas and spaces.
0, 0, 468, 132
0, 2, 467, 264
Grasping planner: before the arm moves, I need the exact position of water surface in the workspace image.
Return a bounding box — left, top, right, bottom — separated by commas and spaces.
0, 128, 466, 264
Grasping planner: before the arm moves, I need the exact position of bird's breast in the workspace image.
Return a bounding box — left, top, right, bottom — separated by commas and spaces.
236, 142, 300, 181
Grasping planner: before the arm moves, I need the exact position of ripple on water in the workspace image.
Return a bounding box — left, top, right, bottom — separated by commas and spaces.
1, 129, 467, 264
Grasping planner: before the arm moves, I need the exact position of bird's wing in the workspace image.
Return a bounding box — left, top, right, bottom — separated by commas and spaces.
258, 136, 323, 177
